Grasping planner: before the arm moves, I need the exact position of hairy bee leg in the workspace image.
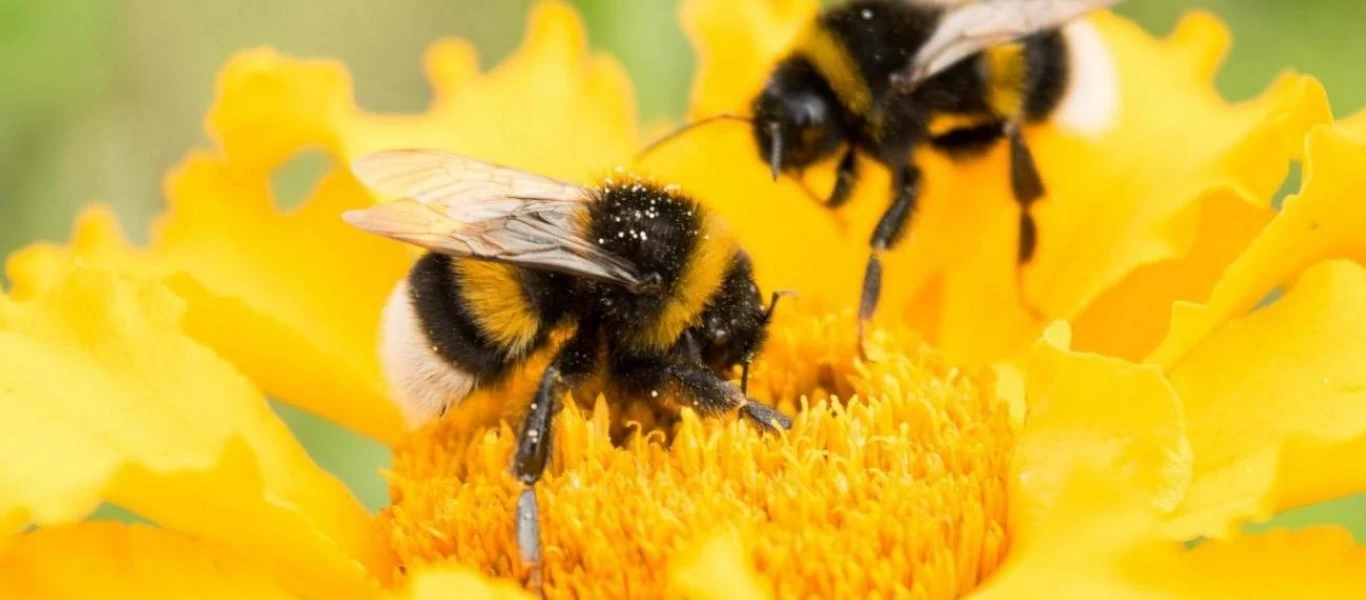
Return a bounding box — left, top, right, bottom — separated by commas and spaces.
857, 253, 882, 359
510, 327, 599, 593
511, 365, 562, 594
1006, 123, 1045, 263
858, 163, 922, 359
669, 363, 792, 431
1006, 123, 1046, 319
826, 147, 859, 209
740, 400, 792, 432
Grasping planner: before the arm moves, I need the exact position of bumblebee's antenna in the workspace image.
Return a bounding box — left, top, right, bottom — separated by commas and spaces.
633, 113, 754, 164
766, 122, 783, 181
764, 289, 796, 323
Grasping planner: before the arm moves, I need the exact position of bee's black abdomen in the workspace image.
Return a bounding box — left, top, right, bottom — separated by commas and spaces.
407, 253, 524, 380
1023, 30, 1070, 122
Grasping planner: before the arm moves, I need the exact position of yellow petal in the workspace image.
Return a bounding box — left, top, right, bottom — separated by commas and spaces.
1027, 61, 1326, 317
972, 466, 1168, 600
0, 264, 379, 599
654, 3, 1330, 366
5, 206, 141, 301
1152, 527, 1366, 598
333, 1, 640, 177
204, 48, 354, 175
1339, 108, 1366, 136
206, 1, 638, 180
1270, 432, 1366, 519
1132, 123, 1366, 537
1069, 190, 1272, 361
0, 523, 299, 599
1163, 260, 1366, 539
977, 467, 1366, 598
669, 532, 770, 600
156, 156, 413, 443
8, 158, 414, 444
390, 568, 530, 600
1012, 322, 1190, 544
1148, 125, 1366, 369
682, 0, 818, 120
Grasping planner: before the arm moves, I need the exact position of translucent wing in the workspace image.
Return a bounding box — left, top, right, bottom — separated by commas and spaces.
896, 0, 1123, 90
345, 149, 645, 288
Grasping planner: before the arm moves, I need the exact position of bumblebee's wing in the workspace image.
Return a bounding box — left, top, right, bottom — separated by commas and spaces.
896, 0, 1122, 90
345, 149, 645, 288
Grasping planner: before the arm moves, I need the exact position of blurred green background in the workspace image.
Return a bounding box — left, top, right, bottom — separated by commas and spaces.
3, 0, 1364, 532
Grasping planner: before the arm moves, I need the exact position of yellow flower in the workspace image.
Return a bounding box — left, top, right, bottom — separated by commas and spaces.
4, 1, 1366, 598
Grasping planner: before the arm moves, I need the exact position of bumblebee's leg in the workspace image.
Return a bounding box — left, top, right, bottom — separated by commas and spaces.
1005, 122, 1046, 319
1006, 122, 1045, 264
511, 328, 598, 593
826, 146, 859, 209
858, 163, 922, 359
512, 366, 560, 593
669, 362, 792, 431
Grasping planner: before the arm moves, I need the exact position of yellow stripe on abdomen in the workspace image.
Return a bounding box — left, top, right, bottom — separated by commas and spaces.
983, 43, 1028, 120
453, 259, 541, 356
927, 114, 997, 138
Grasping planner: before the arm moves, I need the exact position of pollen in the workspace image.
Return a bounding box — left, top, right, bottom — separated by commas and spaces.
379, 307, 1014, 598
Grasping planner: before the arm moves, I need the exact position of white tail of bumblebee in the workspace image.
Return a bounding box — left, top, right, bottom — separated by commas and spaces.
379, 279, 477, 428
1054, 19, 1119, 138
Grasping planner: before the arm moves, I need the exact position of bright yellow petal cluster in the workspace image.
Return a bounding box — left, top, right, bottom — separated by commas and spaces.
8, 0, 641, 446
930, 124, 1366, 597
1, 524, 296, 599
5, 1, 1366, 599
0, 264, 381, 599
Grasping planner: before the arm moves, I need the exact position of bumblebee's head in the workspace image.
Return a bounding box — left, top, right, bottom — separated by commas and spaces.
694, 253, 789, 390
752, 59, 847, 180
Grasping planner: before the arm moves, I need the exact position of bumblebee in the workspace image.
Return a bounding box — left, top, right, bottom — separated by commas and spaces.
344, 149, 790, 588
753, 0, 1122, 351
639, 0, 1121, 354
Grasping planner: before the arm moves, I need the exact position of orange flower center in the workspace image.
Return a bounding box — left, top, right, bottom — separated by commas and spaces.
378, 310, 1014, 598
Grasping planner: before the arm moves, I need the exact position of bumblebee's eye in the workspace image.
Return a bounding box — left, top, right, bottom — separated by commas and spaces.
789, 93, 829, 128
754, 85, 843, 173
780, 94, 843, 166
799, 125, 829, 151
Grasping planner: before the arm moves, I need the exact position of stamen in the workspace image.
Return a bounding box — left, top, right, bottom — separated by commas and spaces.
379, 310, 1013, 598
